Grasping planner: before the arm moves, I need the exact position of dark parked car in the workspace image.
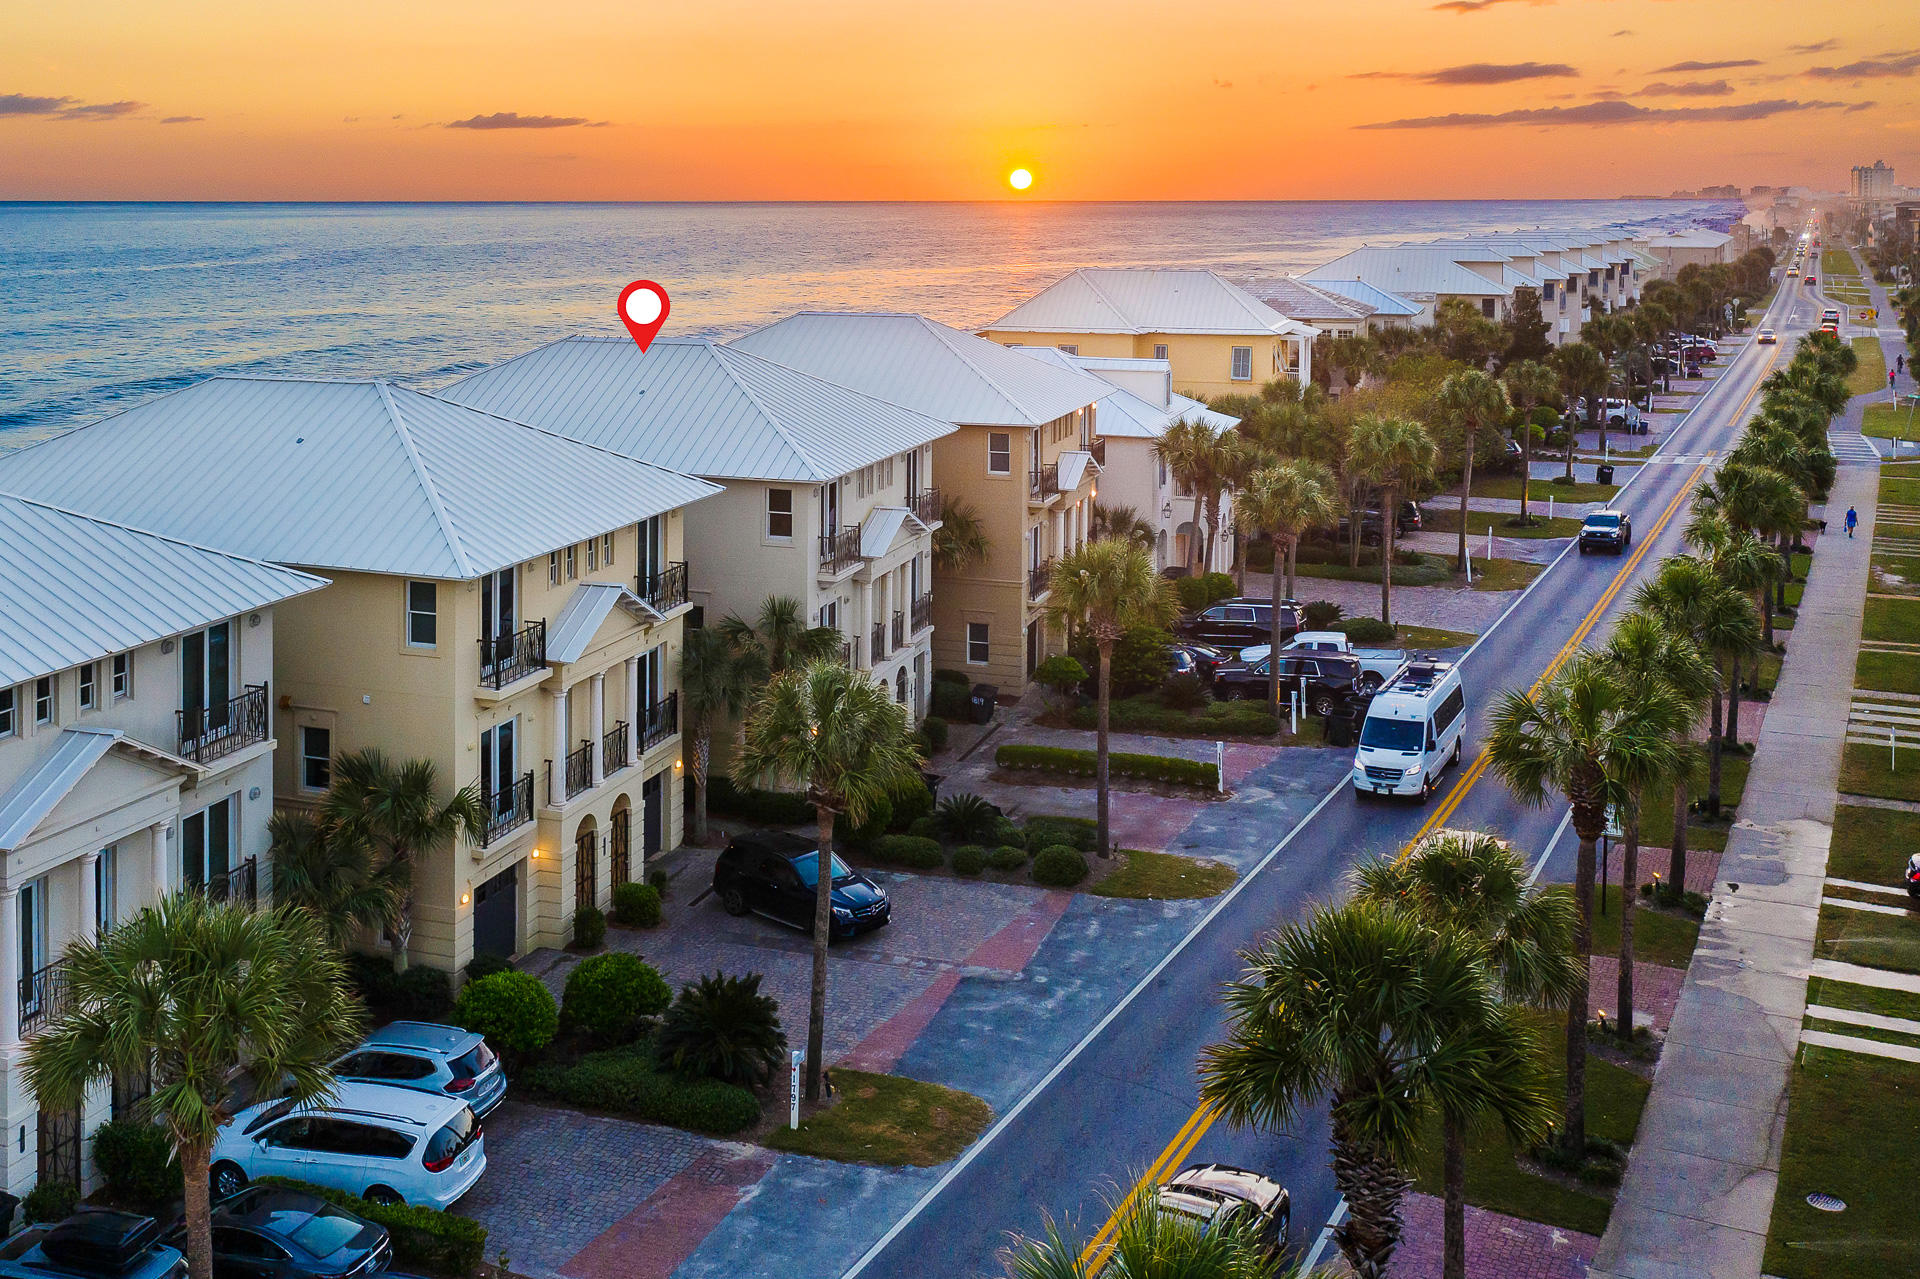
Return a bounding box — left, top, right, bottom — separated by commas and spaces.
1156, 1164, 1291, 1254
713, 831, 890, 940
1212, 652, 1365, 716
168, 1188, 390, 1279
1578, 509, 1632, 555
1177, 598, 1298, 651
1336, 501, 1421, 546
0, 1212, 184, 1279
1169, 642, 1226, 680
330, 1023, 506, 1120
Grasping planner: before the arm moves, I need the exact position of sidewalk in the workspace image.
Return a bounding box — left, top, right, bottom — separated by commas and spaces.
1588, 463, 1881, 1278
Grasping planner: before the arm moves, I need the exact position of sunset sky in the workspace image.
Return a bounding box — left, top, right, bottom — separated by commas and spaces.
4, 0, 1916, 200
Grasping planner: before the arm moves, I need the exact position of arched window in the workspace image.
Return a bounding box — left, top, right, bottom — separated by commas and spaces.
895, 669, 908, 703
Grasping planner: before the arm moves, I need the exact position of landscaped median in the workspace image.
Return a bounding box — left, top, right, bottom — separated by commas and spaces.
994, 743, 1221, 791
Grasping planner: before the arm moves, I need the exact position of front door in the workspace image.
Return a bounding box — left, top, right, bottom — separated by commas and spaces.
636, 516, 663, 591
481, 719, 517, 815
642, 773, 664, 862
182, 798, 234, 894
37, 1105, 78, 1190
825, 480, 839, 535
473, 864, 519, 959
481, 568, 515, 645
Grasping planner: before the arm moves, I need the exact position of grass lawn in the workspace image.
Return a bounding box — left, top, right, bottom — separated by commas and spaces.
1821, 248, 1860, 278
1802, 1015, 1920, 1051
1856, 648, 1920, 696
1863, 595, 1920, 643
1764, 1046, 1920, 1279
1466, 557, 1543, 592
1814, 900, 1920, 975
1294, 550, 1451, 588
1585, 883, 1701, 968
1638, 752, 1749, 857
1471, 474, 1620, 504
1408, 1015, 1649, 1237
1861, 403, 1918, 443
1806, 976, 1920, 1023
1869, 559, 1920, 598
1847, 338, 1886, 396
1878, 476, 1920, 505
1090, 849, 1237, 900
1422, 506, 1584, 540
1394, 624, 1480, 650
1827, 804, 1920, 887
766, 1069, 992, 1166
1839, 739, 1920, 802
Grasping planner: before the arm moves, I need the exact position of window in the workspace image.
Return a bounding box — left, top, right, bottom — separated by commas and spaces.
111, 653, 131, 700
602, 533, 614, 567
966, 622, 990, 665
1480, 298, 1496, 319
1435, 687, 1465, 733
1230, 347, 1253, 381
987, 433, 1011, 475
819, 600, 838, 631
181, 796, 235, 892
586, 536, 598, 571
405, 581, 438, 647
34, 676, 54, 726
95, 847, 116, 933
301, 726, 332, 792
548, 552, 561, 586
895, 669, 908, 703
0, 687, 13, 738
766, 487, 794, 538
1057, 344, 1078, 355
78, 663, 96, 711
1153, 343, 1168, 361
565, 544, 578, 580
1542, 280, 1555, 301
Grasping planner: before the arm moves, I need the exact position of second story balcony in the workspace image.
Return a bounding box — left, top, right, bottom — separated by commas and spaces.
891, 611, 905, 651
1029, 462, 1061, 502
480, 620, 547, 690
480, 771, 535, 847
820, 524, 864, 575
911, 592, 932, 633
1028, 558, 1054, 600
639, 562, 689, 613
870, 621, 887, 662
909, 487, 941, 526
552, 741, 594, 803
602, 720, 630, 775
178, 683, 270, 764
18, 962, 68, 1039
642, 692, 679, 750
1089, 437, 1106, 467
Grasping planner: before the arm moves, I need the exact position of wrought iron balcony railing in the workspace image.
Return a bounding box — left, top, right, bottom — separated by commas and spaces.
1028, 559, 1054, 599
911, 592, 933, 633
639, 562, 689, 612
481, 772, 535, 846
178, 683, 270, 764
602, 721, 630, 775
1029, 462, 1060, 500
642, 692, 680, 751
909, 487, 941, 526
870, 622, 887, 662
479, 621, 546, 690
891, 611, 905, 651
819, 525, 863, 574
18, 963, 67, 1039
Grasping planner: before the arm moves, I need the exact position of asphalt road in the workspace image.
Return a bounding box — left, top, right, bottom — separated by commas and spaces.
844, 270, 1811, 1279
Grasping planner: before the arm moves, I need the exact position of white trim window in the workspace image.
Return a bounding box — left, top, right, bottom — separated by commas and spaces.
95, 847, 117, 933
766, 487, 794, 539
111, 653, 132, 700
1153, 343, 1168, 361
406, 581, 438, 648
301, 725, 332, 792
966, 622, 990, 665
548, 551, 561, 587
602, 533, 614, 568
33, 676, 54, 726
565, 544, 578, 580
78, 662, 97, 711
0, 687, 14, 738
587, 536, 598, 572
987, 432, 1011, 475
1057, 344, 1078, 356
1230, 346, 1254, 381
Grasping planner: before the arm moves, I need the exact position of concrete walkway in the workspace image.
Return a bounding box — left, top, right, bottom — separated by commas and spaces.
1589, 459, 1882, 1279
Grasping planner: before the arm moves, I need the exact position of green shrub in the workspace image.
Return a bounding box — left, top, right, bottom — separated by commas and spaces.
1246, 540, 1275, 571
705, 775, 815, 825
1032, 845, 1090, 888
347, 954, 453, 1020
995, 744, 1219, 790
917, 717, 949, 755
1034, 653, 1088, 702
1070, 626, 1174, 698
1302, 600, 1345, 630
22, 1181, 78, 1225
1161, 672, 1210, 711
562, 953, 671, 1042
572, 905, 607, 950
526, 1047, 761, 1134
988, 845, 1029, 871
1174, 572, 1237, 612
929, 679, 972, 720
951, 845, 988, 876
1338, 617, 1396, 644
1065, 696, 1278, 738
647, 867, 670, 894
656, 972, 787, 1089
464, 953, 514, 985
870, 835, 944, 869
932, 792, 1002, 843
933, 668, 971, 687
454, 971, 559, 1056
890, 778, 936, 833
907, 815, 938, 840
91, 1121, 181, 1206
835, 794, 893, 849
613, 881, 663, 927
258, 1178, 486, 1276
1022, 815, 1098, 853
989, 817, 1024, 848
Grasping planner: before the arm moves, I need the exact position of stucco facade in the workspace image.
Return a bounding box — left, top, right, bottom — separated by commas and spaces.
982, 330, 1310, 402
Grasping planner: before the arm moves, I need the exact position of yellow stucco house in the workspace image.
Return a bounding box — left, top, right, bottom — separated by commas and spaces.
978, 268, 1317, 401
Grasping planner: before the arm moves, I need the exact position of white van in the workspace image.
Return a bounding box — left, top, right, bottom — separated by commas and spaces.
1351, 659, 1468, 800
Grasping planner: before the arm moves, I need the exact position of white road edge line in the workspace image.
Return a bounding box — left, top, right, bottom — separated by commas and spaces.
1299, 1196, 1347, 1273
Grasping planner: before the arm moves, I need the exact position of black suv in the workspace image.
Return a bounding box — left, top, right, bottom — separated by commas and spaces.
712, 831, 890, 940
1578, 509, 1632, 555
168, 1188, 390, 1279
1336, 501, 1421, 546
1178, 598, 1299, 651
1212, 653, 1366, 716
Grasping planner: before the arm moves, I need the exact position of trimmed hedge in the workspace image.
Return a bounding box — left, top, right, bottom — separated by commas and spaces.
705, 775, 815, 825
613, 881, 662, 928
258, 1178, 484, 1276
92, 1120, 181, 1206
929, 680, 972, 721
996, 744, 1220, 791
347, 953, 453, 1020
1065, 696, 1279, 738
562, 953, 671, 1042
890, 777, 936, 830
525, 1046, 760, 1135
572, 905, 606, 950
454, 971, 558, 1056
1032, 845, 1090, 888
464, 953, 513, 985
1337, 617, 1395, 644
1022, 815, 1098, 853
917, 717, 949, 755
1174, 572, 1237, 612
951, 845, 988, 876
988, 845, 1029, 871
22, 1182, 77, 1225
869, 834, 944, 869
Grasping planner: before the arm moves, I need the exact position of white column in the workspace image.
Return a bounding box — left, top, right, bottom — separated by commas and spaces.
149, 821, 170, 899
550, 685, 570, 805
624, 655, 640, 766
1051, 509, 1064, 559
0, 888, 19, 1045
79, 851, 100, 942
589, 673, 606, 787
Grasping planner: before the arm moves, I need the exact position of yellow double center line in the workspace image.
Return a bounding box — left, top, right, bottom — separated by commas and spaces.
1078, 340, 1782, 1272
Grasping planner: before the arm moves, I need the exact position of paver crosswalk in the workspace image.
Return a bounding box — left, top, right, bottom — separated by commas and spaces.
1829, 429, 1884, 465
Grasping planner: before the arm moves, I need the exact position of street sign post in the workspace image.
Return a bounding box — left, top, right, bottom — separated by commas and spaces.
790, 1050, 802, 1129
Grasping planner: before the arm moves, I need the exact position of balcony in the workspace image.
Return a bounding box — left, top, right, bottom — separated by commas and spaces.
909, 487, 941, 526
870, 621, 887, 662
911, 592, 933, 633
602, 720, 630, 775
820, 525, 863, 575
191, 856, 258, 907
642, 692, 679, 750
1029, 462, 1061, 502
480, 621, 547, 690
552, 742, 594, 803
18, 963, 67, 1038
481, 772, 535, 846
640, 562, 689, 612
178, 683, 270, 765
891, 611, 905, 651
1089, 437, 1106, 467
1028, 558, 1054, 599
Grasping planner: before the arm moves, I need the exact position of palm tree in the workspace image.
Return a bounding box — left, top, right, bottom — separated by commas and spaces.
1684, 511, 1783, 734
1501, 360, 1558, 526
934, 496, 991, 571
1352, 829, 1577, 1279
1549, 344, 1608, 483
24, 897, 360, 1279
1237, 462, 1339, 715
718, 595, 843, 675
680, 626, 761, 845
321, 750, 484, 973
1047, 541, 1180, 852
733, 661, 923, 1101
1485, 652, 1688, 1155
1580, 314, 1630, 459
1199, 901, 1550, 1279
998, 1185, 1297, 1278
1155, 417, 1217, 574
1634, 564, 1760, 817
267, 809, 400, 951
1345, 416, 1437, 627
1433, 371, 1512, 573
1091, 502, 1156, 551
1593, 615, 1713, 1036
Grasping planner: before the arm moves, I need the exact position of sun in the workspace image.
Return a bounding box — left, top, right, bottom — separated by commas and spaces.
1008, 168, 1034, 192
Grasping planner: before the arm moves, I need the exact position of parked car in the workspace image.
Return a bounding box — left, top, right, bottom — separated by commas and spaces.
1177, 598, 1299, 650
0, 1213, 185, 1279
713, 830, 890, 940
330, 1022, 506, 1120
1168, 642, 1226, 680
211, 1082, 485, 1210
1574, 398, 1645, 432
1578, 509, 1632, 555
1335, 501, 1421, 546
1213, 652, 1366, 716
1156, 1164, 1291, 1255
1239, 632, 1409, 693
166, 1187, 390, 1279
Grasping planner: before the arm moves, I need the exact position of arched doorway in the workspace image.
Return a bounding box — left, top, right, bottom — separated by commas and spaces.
574, 816, 599, 913
609, 797, 632, 887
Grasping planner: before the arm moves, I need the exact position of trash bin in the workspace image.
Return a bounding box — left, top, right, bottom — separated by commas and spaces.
1596, 464, 1615, 485
968, 683, 998, 724
1325, 712, 1357, 748
920, 771, 942, 805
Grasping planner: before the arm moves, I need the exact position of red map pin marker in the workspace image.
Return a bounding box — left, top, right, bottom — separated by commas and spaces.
616, 280, 671, 353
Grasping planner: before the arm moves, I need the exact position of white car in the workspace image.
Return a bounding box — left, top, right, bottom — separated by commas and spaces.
1238, 632, 1409, 693
1756, 327, 1776, 345
212, 1081, 485, 1209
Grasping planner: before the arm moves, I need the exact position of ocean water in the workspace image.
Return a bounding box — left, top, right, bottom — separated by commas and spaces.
0, 199, 1741, 446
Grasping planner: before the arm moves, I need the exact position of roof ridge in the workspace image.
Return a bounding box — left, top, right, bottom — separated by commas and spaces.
1068, 269, 1145, 333
0, 489, 328, 587
918, 315, 1080, 425
378, 384, 479, 579
707, 345, 834, 481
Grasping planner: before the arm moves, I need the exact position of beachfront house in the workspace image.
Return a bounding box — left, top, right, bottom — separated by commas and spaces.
1638, 228, 1735, 279
1301, 246, 1515, 328
976, 268, 1317, 400
0, 492, 323, 1199
440, 335, 956, 718
0, 377, 720, 973
731, 313, 1109, 693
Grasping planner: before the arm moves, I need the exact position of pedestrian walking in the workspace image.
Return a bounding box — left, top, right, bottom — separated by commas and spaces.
1899, 354, 1907, 376
1846, 507, 1859, 539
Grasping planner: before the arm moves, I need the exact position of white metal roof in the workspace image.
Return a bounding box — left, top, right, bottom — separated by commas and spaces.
0, 378, 721, 580
729, 313, 1112, 428
440, 336, 957, 484
0, 491, 328, 688
0, 728, 201, 852
1010, 348, 1236, 440
983, 268, 1318, 338
1642, 229, 1735, 249
1305, 279, 1424, 318
1302, 249, 1514, 299
1057, 451, 1095, 493
546, 582, 660, 665
860, 507, 929, 559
